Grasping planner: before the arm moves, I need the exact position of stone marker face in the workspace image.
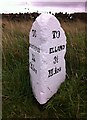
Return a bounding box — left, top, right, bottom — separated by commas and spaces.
29, 13, 66, 104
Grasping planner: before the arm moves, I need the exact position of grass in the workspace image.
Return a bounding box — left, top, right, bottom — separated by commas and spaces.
2, 18, 87, 119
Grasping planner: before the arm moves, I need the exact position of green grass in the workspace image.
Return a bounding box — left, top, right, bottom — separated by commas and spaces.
2, 19, 87, 119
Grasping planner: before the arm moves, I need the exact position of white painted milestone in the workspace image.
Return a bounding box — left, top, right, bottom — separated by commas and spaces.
29, 13, 66, 104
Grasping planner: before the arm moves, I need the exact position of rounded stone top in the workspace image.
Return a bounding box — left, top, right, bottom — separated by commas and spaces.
35, 13, 61, 27
30, 13, 66, 46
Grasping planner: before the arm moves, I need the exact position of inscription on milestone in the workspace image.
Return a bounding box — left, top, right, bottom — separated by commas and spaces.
32, 29, 37, 37
52, 30, 60, 39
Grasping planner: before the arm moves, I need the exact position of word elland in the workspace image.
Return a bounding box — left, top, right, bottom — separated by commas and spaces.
29, 13, 66, 104
49, 45, 65, 54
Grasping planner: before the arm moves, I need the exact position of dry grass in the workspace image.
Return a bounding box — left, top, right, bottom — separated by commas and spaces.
2, 19, 32, 34
61, 19, 86, 34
